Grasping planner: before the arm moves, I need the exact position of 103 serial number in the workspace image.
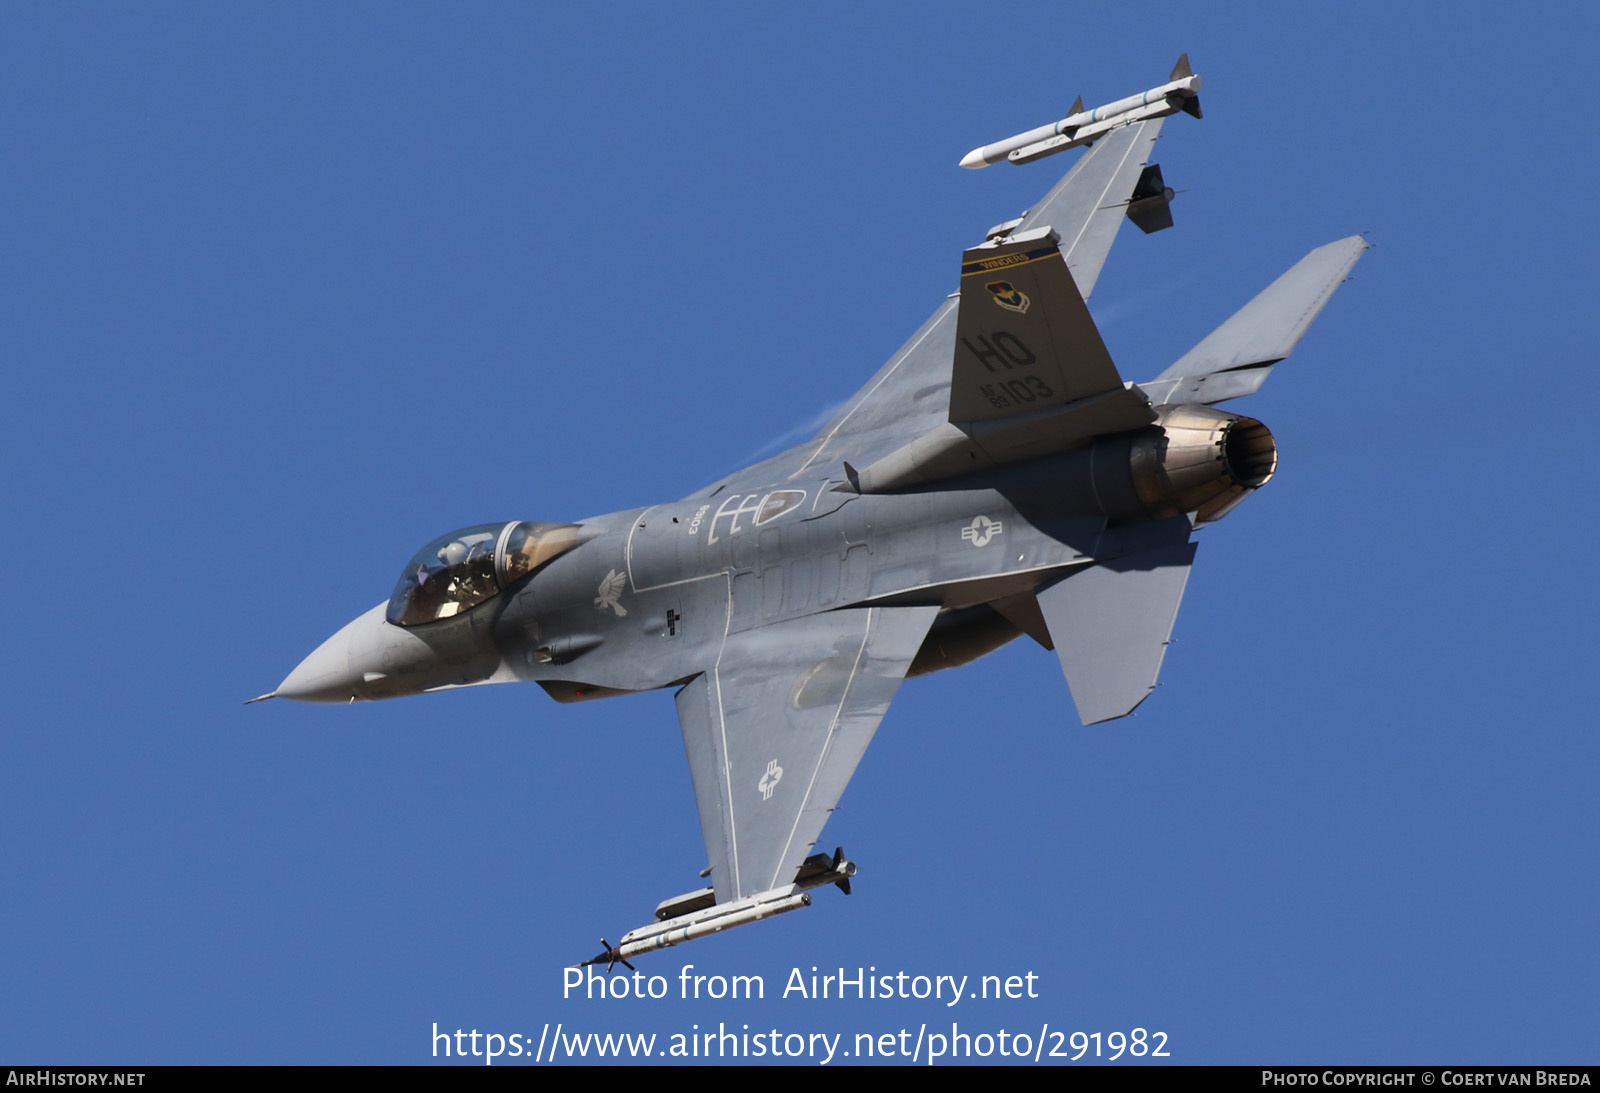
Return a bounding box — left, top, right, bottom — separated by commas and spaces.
1053, 1029, 1168, 1060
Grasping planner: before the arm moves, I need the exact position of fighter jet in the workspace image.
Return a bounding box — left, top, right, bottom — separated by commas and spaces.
254, 59, 1365, 967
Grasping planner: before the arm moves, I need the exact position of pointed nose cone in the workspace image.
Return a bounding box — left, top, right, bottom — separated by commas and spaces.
277, 604, 389, 703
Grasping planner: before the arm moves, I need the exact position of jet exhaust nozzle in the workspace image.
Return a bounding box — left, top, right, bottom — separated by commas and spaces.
1129, 406, 1277, 524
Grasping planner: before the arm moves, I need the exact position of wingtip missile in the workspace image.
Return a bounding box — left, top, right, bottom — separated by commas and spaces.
580, 890, 813, 968
572, 850, 858, 966
959, 59, 1202, 169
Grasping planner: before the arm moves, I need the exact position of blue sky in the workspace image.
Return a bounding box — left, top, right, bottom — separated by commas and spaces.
3, 3, 1595, 1065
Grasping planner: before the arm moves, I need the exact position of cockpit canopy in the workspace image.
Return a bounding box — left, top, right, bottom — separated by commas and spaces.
387, 521, 583, 627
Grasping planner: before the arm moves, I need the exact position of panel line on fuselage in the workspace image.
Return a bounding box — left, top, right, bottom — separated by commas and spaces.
624, 504, 733, 594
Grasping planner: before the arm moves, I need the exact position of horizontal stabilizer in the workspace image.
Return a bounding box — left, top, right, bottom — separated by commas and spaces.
1037, 541, 1197, 725
1143, 236, 1368, 405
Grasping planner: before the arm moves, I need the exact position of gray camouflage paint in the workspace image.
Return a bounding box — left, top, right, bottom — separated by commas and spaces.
267, 116, 1365, 923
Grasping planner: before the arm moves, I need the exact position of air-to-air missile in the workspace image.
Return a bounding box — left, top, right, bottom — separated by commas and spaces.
581, 850, 856, 971
959, 54, 1202, 169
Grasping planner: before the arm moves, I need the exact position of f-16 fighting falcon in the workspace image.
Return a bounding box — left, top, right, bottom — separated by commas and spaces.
253, 57, 1366, 967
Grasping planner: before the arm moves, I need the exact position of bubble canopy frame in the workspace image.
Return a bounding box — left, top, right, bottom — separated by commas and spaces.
386, 521, 582, 627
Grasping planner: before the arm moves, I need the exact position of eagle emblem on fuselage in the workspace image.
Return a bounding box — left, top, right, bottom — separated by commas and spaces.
594, 569, 628, 616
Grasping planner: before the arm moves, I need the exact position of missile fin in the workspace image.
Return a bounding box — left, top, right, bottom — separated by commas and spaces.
1170, 53, 1192, 80
1182, 94, 1202, 119
1069, 95, 1083, 115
